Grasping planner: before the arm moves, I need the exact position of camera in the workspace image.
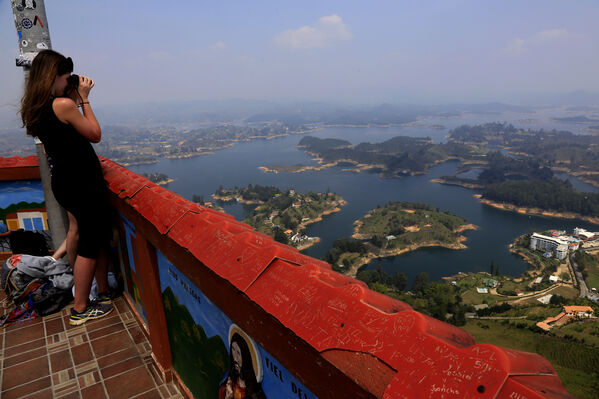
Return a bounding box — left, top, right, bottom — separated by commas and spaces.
67, 74, 79, 89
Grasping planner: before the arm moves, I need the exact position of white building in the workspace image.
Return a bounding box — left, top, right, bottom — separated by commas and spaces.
533, 276, 543, 285
573, 227, 596, 240
530, 233, 568, 260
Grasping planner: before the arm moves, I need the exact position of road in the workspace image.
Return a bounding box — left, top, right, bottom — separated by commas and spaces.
570, 253, 590, 298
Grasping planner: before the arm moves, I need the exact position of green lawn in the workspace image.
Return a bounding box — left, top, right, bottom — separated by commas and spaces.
586, 265, 599, 292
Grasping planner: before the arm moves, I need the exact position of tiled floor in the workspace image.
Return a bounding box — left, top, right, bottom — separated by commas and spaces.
0, 295, 184, 399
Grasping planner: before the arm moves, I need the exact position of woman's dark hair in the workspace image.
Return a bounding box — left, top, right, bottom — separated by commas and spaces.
229, 333, 265, 398
20, 50, 73, 137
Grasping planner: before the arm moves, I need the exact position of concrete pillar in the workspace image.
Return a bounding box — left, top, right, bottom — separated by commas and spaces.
11, 0, 68, 249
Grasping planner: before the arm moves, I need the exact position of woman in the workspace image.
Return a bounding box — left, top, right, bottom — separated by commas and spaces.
20, 50, 114, 325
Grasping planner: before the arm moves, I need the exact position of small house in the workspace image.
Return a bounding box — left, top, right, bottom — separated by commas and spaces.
533, 277, 543, 285
563, 306, 594, 318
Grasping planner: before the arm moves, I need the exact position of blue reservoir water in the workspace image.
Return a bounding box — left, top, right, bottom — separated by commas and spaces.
128, 116, 599, 284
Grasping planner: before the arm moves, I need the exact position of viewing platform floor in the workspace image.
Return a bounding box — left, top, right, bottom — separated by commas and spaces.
0, 294, 183, 399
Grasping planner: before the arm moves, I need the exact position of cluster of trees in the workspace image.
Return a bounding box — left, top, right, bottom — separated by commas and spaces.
412, 275, 471, 326
298, 136, 483, 177
357, 266, 408, 293
325, 238, 368, 268
483, 179, 599, 216
449, 123, 599, 174
192, 194, 204, 205
477, 152, 553, 185
142, 173, 170, 183
574, 250, 598, 280
476, 302, 511, 317
448, 122, 518, 143
215, 184, 281, 203
355, 269, 470, 326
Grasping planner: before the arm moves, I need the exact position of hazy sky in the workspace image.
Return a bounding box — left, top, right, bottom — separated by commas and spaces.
1, 0, 598, 109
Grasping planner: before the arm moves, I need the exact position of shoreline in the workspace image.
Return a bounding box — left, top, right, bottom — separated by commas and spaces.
475, 194, 599, 225
430, 177, 484, 189
343, 239, 471, 278
155, 178, 175, 186
211, 194, 263, 205
343, 222, 477, 277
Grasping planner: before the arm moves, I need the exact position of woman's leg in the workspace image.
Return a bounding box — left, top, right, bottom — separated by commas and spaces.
72, 255, 97, 312
66, 211, 79, 268
94, 249, 109, 294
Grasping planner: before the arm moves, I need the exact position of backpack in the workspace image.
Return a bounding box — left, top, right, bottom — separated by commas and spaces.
1, 256, 73, 327
1, 256, 34, 298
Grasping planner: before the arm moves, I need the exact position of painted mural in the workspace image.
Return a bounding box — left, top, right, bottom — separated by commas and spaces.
117, 213, 147, 324
0, 180, 47, 231
157, 251, 318, 399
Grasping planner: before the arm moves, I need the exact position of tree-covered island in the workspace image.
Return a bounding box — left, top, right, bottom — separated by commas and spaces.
260, 135, 487, 177
212, 184, 282, 204
326, 202, 476, 276
142, 172, 174, 185
214, 185, 346, 250
428, 123, 599, 224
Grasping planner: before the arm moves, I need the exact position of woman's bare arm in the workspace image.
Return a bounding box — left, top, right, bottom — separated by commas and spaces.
52, 75, 101, 143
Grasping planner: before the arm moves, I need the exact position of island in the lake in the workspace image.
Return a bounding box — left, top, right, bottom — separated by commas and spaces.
260, 135, 487, 177
325, 202, 477, 276
214, 185, 346, 250
142, 172, 174, 185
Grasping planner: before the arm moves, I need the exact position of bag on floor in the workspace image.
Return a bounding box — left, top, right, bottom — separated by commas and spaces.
1, 256, 35, 298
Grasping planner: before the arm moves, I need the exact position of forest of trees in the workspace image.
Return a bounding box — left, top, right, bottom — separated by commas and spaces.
297, 136, 484, 177
483, 179, 599, 216
215, 184, 282, 203
355, 268, 471, 326
325, 238, 368, 268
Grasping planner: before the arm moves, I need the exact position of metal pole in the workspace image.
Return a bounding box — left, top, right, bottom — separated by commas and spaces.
10, 0, 68, 249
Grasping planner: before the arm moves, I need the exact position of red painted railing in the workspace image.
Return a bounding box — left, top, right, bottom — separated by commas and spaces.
0, 155, 574, 398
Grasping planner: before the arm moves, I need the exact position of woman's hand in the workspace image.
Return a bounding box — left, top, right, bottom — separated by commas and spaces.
77, 75, 95, 100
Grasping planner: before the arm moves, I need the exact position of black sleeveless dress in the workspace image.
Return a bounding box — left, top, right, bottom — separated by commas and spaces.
38, 101, 113, 258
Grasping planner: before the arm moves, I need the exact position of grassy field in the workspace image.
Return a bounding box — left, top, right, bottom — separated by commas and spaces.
462, 319, 599, 398
586, 263, 599, 292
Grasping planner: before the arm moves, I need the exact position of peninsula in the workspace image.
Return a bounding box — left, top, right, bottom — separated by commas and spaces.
260, 136, 487, 177
142, 172, 174, 185
326, 202, 476, 276
215, 185, 346, 250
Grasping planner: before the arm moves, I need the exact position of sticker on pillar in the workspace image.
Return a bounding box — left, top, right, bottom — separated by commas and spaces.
15, 4, 24, 12
21, 18, 32, 29
33, 16, 43, 27
21, 39, 28, 47
219, 325, 266, 398
23, 0, 37, 9
18, 31, 23, 39
36, 42, 48, 50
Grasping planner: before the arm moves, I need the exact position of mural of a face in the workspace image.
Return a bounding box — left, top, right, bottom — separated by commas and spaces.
232, 341, 242, 374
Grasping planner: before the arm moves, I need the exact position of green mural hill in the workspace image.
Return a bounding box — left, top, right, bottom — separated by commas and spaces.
162, 286, 228, 399
0, 201, 45, 224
